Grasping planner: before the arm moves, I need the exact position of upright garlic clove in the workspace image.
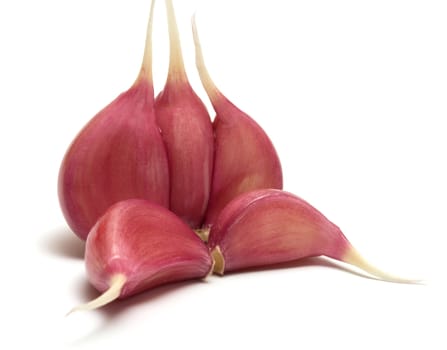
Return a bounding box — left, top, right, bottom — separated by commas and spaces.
58, 0, 169, 240
68, 199, 213, 313
155, 0, 213, 228
208, 189, 418, 283
192, 17, 283, 228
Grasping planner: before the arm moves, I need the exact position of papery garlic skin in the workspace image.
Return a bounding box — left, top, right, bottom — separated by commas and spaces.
204, 100, 283, 228
207, 189, 344, 272
208, 189, 417, 283
192, 17, 283, 228
86, 199, 213, 296
58, 0, 169, 240
69, 199, 213, 313
155, 0, 213, 228
59, 80, 169, 240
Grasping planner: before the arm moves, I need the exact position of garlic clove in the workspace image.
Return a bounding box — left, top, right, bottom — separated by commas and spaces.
208, 189, 419, 283
58, 0, 169, 240
69, 199, 213, 313
154, 0, 213, 229
192, 16, 283, 228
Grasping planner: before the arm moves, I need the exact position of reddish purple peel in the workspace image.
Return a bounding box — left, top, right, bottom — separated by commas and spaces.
209, 189, 417, 283
209, 189, 348, 273
154, 0, 213, 228
59, 80, 169, 239
58, 0, 169, 240
192, 17, 283, 228
155, 84, 213, 228
70, 199, 213, 313
205, 101, 283, 227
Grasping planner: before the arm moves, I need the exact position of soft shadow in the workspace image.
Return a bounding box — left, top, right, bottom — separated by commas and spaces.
222, 256, 375, 281
41, 226, 85, 260
101, 280, 197, 317
77, 277, 100, 302
72, 277, 198, 314
68, 279, 202, 346
65, 257, 379, 345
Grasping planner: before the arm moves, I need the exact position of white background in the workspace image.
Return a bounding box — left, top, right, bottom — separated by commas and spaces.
1, 0, 446, 349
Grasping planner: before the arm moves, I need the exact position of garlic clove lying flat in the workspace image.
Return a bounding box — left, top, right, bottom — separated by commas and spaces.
208, 189, 419, 283
69, 199, 213, 313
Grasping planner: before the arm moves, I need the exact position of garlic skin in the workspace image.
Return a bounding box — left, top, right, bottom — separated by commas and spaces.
204, 98, 283, 228
192, 17, 283, 228
208, 189, 416, 283
155, 0, 213, 228
58, 80, 169, 240
69, 199, 213, 313
58, 0, 169, 240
